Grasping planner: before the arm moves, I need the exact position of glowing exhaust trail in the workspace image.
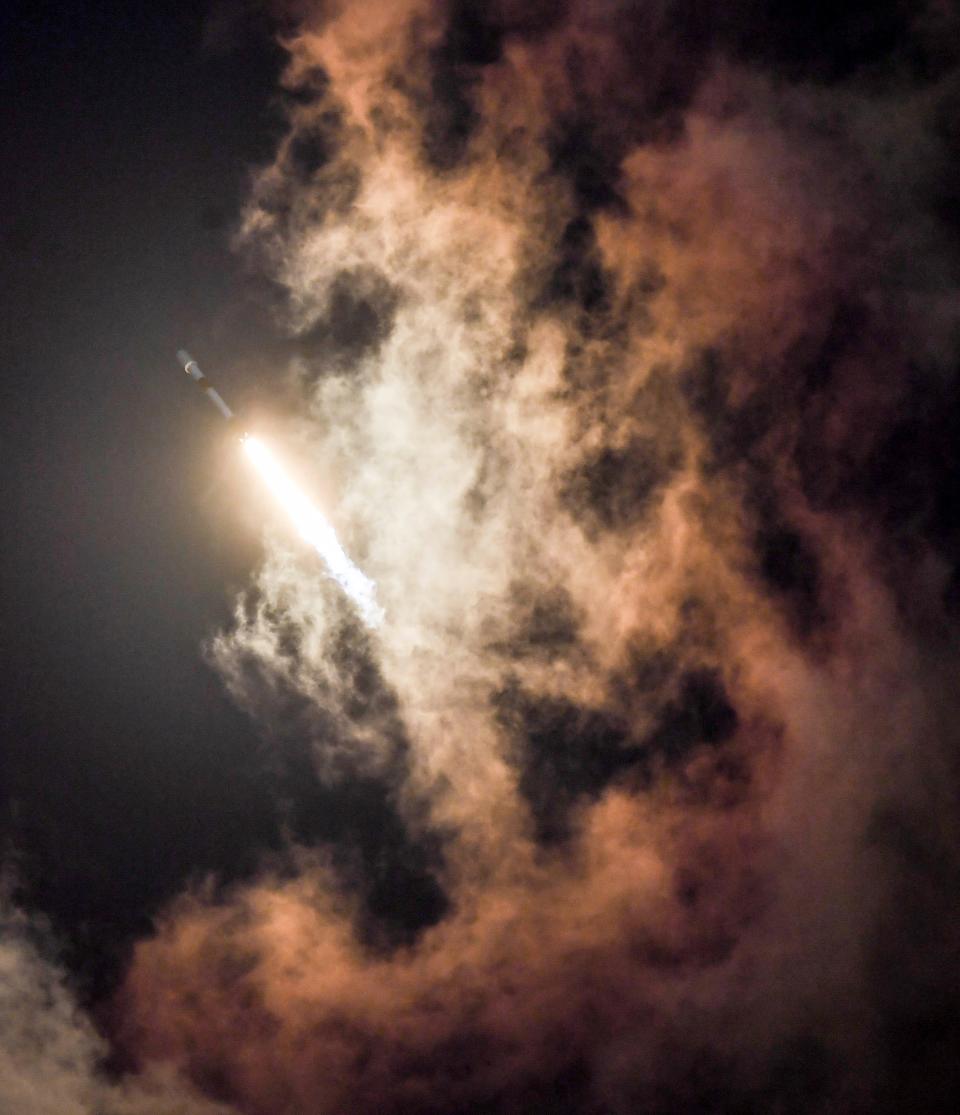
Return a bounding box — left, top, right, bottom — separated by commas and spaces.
176, 350, 382, 627
241, 434, 383, 628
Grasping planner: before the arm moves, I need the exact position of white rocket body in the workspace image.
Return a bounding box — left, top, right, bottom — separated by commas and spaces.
177, 349, 234, 420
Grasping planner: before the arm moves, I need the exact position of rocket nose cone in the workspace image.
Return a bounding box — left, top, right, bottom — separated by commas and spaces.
176, 349, 193, 369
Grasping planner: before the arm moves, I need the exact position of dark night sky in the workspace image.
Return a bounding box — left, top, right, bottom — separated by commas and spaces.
0, 0, 290, 995
2, 3, 960, 1114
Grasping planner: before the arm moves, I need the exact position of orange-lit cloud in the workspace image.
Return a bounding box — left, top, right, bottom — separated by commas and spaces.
106, 2, 960, 1111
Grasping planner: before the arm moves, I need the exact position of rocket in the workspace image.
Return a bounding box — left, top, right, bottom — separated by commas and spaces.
177, 349, 234, 421
176, 348, 384, 626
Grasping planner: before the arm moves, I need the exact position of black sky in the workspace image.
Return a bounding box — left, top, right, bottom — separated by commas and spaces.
0, 0, 292, 998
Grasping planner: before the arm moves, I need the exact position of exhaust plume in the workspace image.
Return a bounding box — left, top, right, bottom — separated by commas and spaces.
242, 433, 383, 626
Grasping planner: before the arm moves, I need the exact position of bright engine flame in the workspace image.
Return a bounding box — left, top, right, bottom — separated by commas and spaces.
242, 434, 383, 627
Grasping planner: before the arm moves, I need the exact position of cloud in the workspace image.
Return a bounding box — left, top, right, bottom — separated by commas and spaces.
0, 896, 238, 1115
105, 2, 960, 1111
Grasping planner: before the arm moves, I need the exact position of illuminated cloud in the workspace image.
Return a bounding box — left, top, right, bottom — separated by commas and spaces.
109, 2, 960, 1111
0, 899, 237, 1115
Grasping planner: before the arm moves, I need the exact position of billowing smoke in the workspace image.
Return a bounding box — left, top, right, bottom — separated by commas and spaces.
89, 1, 960, 1111
0, 894, 237, 1115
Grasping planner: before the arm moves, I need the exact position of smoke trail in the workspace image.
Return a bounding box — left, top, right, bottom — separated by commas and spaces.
242, 434, 383, 627
111, 2, 960, 1112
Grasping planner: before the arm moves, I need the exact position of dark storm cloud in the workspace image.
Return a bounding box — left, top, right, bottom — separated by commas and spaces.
493, 680, 636, 843
296, 267, 399, 373
752, 514, 824, 637
548, 117, 630, 213
405, 0, 717, 180
493, 581, 581, 660
285, 112, 341, 179
542, 215, 613, 315
494, 665, 737, 844
418, 1, 505, 170
562, 435, 683, 534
